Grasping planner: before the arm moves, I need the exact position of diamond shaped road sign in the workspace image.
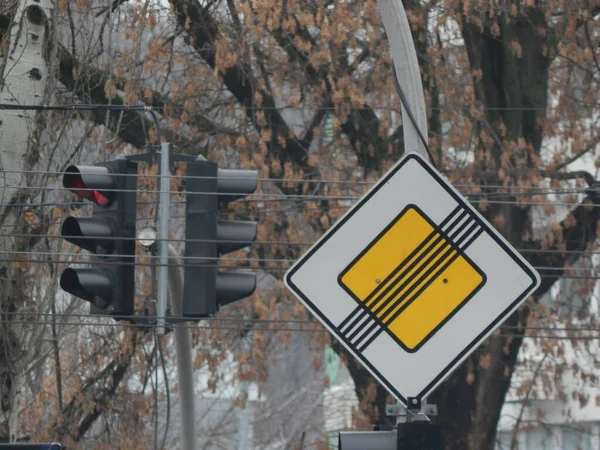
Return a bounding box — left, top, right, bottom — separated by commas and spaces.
284, 152, 541, 405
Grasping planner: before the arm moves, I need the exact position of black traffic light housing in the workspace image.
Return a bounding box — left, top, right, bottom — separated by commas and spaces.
183, 160, 257, 317
60, 159, 137, 318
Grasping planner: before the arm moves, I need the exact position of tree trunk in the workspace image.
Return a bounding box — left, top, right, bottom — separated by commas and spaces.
0, 0, 52, 441
434, 10, 552, 450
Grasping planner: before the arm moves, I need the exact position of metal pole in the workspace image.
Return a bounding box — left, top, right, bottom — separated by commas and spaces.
377, 0, 429, 160
157, 142, 171, 334
167, 244, 197, 450
377, 2, 435, 437
236, 381, 250, 450
338, 431, 396, 450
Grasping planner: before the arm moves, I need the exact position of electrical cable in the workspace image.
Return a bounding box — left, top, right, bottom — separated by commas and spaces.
392, 64, 437, 167
4, 251, 599, 275
3, 258, 598, 280
149, 104, 600, 112
4, 310, 600, 334
1, 196, 596, 211
11, 182, 593, 199
3, 231, 600, 258
0, 167, 594, 193
0, 103, 162, 145
6, 249, 600, 276
0, 318, 598, 340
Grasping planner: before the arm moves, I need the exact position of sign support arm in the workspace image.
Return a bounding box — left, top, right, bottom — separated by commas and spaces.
377, 0, 429, 161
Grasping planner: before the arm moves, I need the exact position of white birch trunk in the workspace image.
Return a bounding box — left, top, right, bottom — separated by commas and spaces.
0, 0, 52, 441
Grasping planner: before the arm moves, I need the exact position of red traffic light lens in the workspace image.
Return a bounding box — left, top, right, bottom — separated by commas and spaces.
69, 177, 111, 206
63, 165, 113, 207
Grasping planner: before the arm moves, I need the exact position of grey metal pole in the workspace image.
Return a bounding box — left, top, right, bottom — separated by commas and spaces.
339, 431, 396, 450
377, 0, 434, 434
377, 0, 429, 160
167, 244, 198, 450
236, 381, 250, 450
157, 142, 171, 334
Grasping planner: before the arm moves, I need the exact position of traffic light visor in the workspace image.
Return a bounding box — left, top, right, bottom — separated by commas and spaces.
217, 169, 258, 203
61, 217, 114, 254
216, 271, 256, 305
60, 267, 112, 308
63, 165, 113, 206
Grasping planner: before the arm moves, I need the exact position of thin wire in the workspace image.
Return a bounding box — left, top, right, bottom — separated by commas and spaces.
5, 310, 600, 333
0, 199, 593, 214
10, 183, 582, 198
0, 311, 597, 335
3, 257, 599, 279
156, 104, 600, 112
1, 167, 595, 192
2, 311, 316, 322
2, 194, 597, 209
0, 205, 563, 223
502, 325, 600, 332
1, 318, 599, 339
0, 250, 267, 262
10, 232, 600, 258
5, 231, 600, 259
5, 247, 600, 271
0, 319, 328, 332
18, 174, 596, 195
0, 103, 162, 145
6, 249, 600, 275
229, 197, 596, 208
392, 64, 437, 167
10, 305, 600, 335
0, 314, 572, 335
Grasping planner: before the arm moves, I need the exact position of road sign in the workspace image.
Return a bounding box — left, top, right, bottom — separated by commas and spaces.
284, 152, 540, 404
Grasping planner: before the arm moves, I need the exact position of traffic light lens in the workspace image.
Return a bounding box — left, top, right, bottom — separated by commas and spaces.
67, 176, 111, 206
63, 165, 114, 207
60, 268, 112, 308
61, 217, 114, 254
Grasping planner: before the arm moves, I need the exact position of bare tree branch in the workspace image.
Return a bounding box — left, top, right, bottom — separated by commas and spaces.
57, 43, 241, 151
169, 0, 314, 175
56, 329, 138, 442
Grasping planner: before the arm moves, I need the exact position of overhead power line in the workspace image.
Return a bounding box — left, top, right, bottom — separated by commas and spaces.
3, 248, 600, 273
2, 167, 595, 191
0, 103, 162, 145
0, 196, 596, 210
7, 182, 593, 198
2, 257, 597, 281
5, 232, 600, 256
2, 317, 600, 341
6, 310, 600, 335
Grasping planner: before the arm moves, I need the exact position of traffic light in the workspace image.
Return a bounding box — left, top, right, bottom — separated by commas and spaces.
60, 159, 137, 318
183, 159, 257, 317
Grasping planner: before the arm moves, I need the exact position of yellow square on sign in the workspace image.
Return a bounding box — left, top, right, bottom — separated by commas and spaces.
338, 205, 485, 352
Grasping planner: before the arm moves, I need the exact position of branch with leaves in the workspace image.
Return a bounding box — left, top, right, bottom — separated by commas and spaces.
169, 0, 316, 176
